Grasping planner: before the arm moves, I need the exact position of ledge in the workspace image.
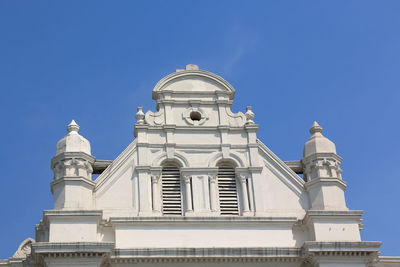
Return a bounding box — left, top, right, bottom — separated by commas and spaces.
109, 216, 298, 225
32, 242, 114, 254
51, 176, 96, 188
43, 210, 103, 217
378, 256, 400, 263
111, 247, 301, 262
305, 177, 347, 190
304, 210, 363, 222
303, 241, 381, 252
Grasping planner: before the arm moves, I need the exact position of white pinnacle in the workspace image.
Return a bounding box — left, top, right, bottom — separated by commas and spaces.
310, 121, 323, 135
67, 120, 80, 133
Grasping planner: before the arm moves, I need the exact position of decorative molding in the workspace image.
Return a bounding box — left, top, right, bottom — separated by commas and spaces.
303, 210, 363, 229
109, 216, 298, 224
182, 106, 209, 126
32, 242, 114, 259
183, 175, 191, 184
111, 247, 301, 262
151, 175, 160, 184
305, 177, 347, 190
208, 174, 217, 183
12, 238, 34, 259
144, 109, 164, 126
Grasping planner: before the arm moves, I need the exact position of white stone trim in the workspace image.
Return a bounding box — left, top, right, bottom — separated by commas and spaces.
109, 216, 298, 224
152, 70, 236, 100
110, 247, 301, 262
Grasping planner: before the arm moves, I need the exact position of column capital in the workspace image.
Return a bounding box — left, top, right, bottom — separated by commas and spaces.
208, 174, 217, 183
183, 175, 192, 184
151, 175, 160, 184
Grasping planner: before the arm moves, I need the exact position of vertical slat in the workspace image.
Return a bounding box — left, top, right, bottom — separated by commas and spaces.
161, 166, 182, 215
218, 166, 239, 215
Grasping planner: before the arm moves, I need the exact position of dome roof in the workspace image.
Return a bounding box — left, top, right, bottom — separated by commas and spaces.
56, 120, 91, 156
303, 121, 336, 158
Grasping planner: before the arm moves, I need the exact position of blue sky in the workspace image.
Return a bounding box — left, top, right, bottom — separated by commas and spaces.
0, 0, 399, 258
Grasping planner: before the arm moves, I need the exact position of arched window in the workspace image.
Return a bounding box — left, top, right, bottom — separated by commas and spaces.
217, 164, 239, 215
161, 164, 182, 215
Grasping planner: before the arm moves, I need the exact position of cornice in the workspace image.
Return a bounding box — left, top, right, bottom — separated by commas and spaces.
32, 242, 114, 256
180, 167, 219, 174
51, 176, 96, 188
136, 125, 250, 131
111, 247, 301, 263
305, 177, 347, 190
43, 210, 103, 220
143, 143, 251, 149
378, 256, 400, 263
109, 216, 298, 225
302, 241, 381, 254
157, 99, 233, 105
303, 210, 363, 224
302, 241, 381, 265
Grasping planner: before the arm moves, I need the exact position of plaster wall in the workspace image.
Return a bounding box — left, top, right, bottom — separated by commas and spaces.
308, 184, 347, 210
312, 221, 361, 241
114, 224, 300, 248
49, 217, 98, 242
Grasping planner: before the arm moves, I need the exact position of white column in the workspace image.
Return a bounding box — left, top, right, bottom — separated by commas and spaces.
209, 175, 217, 212
239, 174, 250, 213
151, 175, 160, 212
184, 175, 193, 212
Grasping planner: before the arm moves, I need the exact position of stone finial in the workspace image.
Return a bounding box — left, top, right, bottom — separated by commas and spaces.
135, 107, 145, 124
67, 120, 80, 133
185, 64, 199, 71
310, 121, 323, 135
245, 106, 255, 124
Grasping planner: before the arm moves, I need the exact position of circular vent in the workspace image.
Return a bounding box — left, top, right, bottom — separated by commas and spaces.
190, 111, 202, 121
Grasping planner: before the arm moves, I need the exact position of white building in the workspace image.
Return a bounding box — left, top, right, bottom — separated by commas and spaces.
1, 64, 399, 267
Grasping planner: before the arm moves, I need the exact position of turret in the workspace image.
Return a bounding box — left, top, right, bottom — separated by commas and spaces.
302, 122, 347, 210
50, 120, 95, 209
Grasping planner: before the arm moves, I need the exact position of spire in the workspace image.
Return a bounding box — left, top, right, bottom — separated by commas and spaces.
67, 120, 80, 133
310, 121, 322, 135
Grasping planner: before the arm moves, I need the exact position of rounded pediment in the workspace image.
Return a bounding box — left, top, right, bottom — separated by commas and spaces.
152, 64, 235, 100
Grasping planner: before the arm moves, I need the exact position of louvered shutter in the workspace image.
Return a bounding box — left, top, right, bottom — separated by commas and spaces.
161, 166, 182, 215
217, 166, 239, 215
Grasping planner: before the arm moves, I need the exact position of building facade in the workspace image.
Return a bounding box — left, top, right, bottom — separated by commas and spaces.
1, 64, 399, 267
